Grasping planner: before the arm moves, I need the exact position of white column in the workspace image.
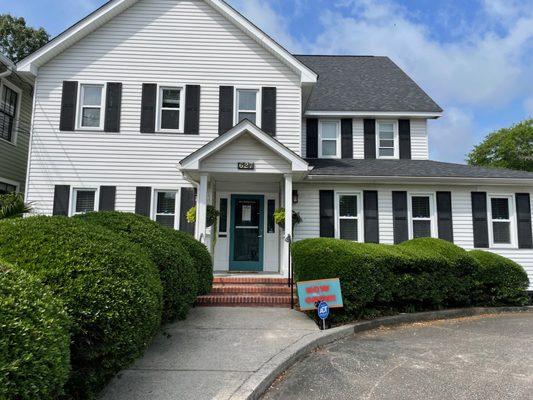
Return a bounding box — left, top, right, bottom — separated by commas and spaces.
196, 174, 208, 243
282, 174, 293, 277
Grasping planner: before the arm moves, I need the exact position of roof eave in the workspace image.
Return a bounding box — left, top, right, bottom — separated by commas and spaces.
305, 111, 443, 119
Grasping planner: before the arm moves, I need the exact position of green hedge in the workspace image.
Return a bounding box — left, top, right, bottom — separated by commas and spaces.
0, 261, 71, 400
0, 217, 163, 399
76, 212, 198, 322
293, 237, 529, 320
470, 250, 530, 306
166, 229, 213, 295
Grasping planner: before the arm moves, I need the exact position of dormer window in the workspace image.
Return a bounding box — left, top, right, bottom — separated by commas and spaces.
319, 120, 340, 158
376, 120, 398, 158
235, 88, 260, 126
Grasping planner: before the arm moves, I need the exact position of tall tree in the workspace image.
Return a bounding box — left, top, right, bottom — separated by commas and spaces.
0, 14, 49, 63
467, 119, 533, 172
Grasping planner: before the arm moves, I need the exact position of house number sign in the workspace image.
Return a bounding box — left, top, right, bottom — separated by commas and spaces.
238, 162, 255, 170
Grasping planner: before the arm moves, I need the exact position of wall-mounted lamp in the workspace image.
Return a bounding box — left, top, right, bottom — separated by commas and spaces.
292, 190, 299, 204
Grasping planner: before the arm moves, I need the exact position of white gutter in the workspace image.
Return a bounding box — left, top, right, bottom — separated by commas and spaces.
0, 66, 14, 79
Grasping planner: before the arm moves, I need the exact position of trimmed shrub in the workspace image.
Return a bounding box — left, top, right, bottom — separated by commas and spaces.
470, 250, 530, 306
76, 211, 198, 322
166, 229, 213, 295
0, 260, 71, 400
0, 217, 163, 399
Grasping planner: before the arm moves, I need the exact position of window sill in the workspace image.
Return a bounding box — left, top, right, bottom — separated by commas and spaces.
319, 155, 341, 159
155, 130, 185, 134
0, 137, 16, 147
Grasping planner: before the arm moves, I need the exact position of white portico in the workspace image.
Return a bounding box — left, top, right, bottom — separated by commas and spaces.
179, 120, 309, 276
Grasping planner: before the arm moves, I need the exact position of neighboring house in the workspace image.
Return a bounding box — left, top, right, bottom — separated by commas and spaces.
0, 53, 33, 194
16, 0, 533, 289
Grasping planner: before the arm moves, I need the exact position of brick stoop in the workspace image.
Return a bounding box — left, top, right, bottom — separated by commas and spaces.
196, 276, 296, 307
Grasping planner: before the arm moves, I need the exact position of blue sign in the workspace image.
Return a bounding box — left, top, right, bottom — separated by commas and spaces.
317, 301, 329, 320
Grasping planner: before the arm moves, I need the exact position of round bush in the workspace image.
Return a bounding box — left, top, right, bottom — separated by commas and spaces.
0, 217, 163, 399
166, 229, 213, 295
0, 261, 71, 400
470, 250, 530, 306
76, 211, 198, 322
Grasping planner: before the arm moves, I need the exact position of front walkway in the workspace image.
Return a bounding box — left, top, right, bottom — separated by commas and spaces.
99, 307, 317, 400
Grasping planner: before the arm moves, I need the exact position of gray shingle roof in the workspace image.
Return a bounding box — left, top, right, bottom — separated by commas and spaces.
295, 55, 442, 113
307, 159, 533, 180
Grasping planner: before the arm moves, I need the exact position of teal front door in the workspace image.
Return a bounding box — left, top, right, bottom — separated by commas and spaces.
229, 195, 264, 271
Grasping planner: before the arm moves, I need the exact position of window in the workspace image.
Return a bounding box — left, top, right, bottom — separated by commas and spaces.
0, 81, 20, 143
409, 194, 435, 238
319, 120, 340, 158
0, 181, 17, 194
377, 121, 397, 158
78, 84, 105, 129
336, 193, 362, 241
72, 189, 96, 215
219, 198, 228, 237
489, 195, 516, 247
236, 89, 259, 125
154, 191, 178, 229
158, 87, 182, 131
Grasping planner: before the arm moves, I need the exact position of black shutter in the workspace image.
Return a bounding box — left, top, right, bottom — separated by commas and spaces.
363, 190, 379, 243
392, 191, 408, 244
179, 187, 196, 235
99, 186, 116, 211
319, 190, 334, 237
436, 191, 453, 242
306, 118, 318, 158
261, 87, 276, 136
516, 193, 533, 249
53, 185, 70, 216
218, 86, 234, 135
104, 82, 122, 133
399, 119, 411, 159
471, 192, 489, 248
341, 118, 353, 159
184, 85, 201, 135
59, 81, 78, 131
135, 187, 151, 217
140, 83, 157, 133
364, 119, 376, 159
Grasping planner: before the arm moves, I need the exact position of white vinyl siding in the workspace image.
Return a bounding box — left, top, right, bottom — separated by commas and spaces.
410, 119, 429, 160
293, 183, 533, 289
26, 0, 301, 214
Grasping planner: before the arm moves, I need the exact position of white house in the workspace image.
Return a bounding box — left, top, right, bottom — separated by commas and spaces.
17, 0, 533, 291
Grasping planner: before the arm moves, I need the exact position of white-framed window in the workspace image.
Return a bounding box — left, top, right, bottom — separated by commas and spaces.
319, 120, 341, 158
376, 120, 398, 158
71, 188, 97, 215
78, 83, 106, 130
488, 194, 517, 248
0, 79, 22, 144
408, 193, 436, 239
153, 190, 179, 229
157, 86, 184, 132
335, 192, 363, 241
235, 88, 260, 126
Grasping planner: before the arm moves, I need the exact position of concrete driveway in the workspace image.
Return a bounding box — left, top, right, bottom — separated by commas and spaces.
263, 312, 533, 400
99, 307, 317, 400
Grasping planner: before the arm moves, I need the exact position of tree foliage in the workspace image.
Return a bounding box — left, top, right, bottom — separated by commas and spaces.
467, 119, 533, 172
0, 15, 49, 63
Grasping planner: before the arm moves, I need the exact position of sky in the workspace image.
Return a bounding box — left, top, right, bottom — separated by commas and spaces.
3, 0, 533, 162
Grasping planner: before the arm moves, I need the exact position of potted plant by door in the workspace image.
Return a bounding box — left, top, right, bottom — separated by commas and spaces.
273, 208, 302, 230
187, 205, 221, 248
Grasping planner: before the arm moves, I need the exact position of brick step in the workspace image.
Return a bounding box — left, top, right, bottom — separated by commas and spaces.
196, 293, 295, 307
211, 284, 291, 294
213, 276, 290, 285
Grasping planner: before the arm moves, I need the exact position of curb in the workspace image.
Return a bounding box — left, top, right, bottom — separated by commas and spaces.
229, 306, 533, 400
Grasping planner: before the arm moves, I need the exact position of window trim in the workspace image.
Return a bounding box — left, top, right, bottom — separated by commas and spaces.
487, 193, 517, 249
234, 87, 261, 128
408, 192, 437, 239
334, 191, 364, 242
375, 119, 399, 159
76, 82, 107, 131
152, 189, 180, 230
318, 119, 341, 159
0, 78, 22, 146
156, 84, 185, 134
70, 187, 98, 216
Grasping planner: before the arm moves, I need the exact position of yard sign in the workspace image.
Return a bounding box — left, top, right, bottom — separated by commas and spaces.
296, 278, 343, 311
